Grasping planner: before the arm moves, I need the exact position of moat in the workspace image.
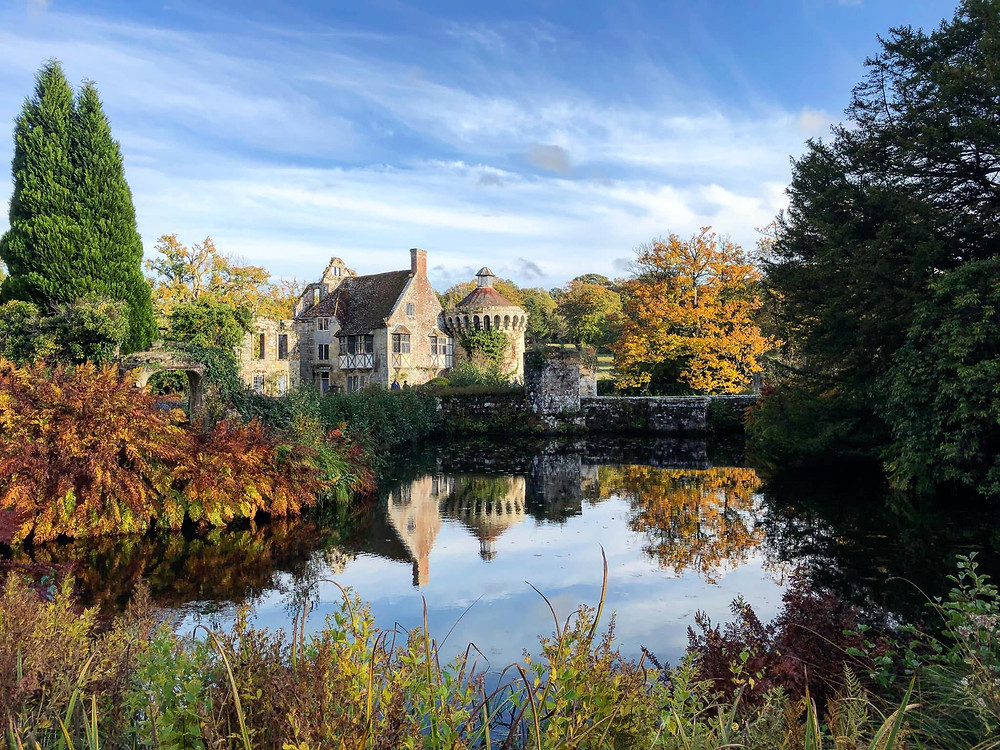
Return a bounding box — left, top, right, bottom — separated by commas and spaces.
6, 437, 1000, 667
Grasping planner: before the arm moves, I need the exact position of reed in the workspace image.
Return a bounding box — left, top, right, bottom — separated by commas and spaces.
3, 556, 998, 749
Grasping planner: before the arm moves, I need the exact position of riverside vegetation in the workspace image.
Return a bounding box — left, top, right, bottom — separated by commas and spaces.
1, 555, 998, 748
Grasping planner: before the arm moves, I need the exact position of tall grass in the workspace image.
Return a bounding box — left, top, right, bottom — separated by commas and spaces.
4, 556, 999, 748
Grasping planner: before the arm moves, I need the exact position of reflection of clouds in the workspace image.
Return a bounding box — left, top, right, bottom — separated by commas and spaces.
244, 496, 784, 666
184, 460, 782, 667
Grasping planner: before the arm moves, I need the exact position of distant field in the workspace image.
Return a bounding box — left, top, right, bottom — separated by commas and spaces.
597, 353, 614, 380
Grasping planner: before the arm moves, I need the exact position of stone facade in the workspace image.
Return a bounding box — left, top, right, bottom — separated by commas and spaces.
293, 249, 454, 393
237, 317, 299, 396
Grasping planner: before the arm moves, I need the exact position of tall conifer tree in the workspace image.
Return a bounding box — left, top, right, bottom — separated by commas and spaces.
73, 82, 156, 351
0, 62, 156, 353
0, 61, 82, 305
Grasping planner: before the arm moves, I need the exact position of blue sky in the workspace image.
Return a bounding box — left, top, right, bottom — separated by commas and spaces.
0, 0, 956, 289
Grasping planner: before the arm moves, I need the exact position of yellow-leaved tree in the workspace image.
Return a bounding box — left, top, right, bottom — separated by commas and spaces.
145, 234, 303, 321
613, 227, 773, 393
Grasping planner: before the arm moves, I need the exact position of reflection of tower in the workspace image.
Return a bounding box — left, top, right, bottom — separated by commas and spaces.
439, 475, 527, 560
527, 454, 584, 521
385, 475, 452, 587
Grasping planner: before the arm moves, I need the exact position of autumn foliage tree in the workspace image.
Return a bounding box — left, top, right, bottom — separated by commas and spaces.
614, 228, 773, 394
145, 234, 303, 321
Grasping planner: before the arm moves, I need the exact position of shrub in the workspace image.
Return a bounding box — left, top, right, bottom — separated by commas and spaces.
0, 360, 364, 544
319, 387, 438, 449
45, 296, 129, 364
681, 575, 879, 708
0, 573, 156, 741
448, 357, 512, 387
0, 359, 189, 543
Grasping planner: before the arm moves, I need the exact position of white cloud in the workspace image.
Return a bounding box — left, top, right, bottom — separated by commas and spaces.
0, 6, 805, 288
797, 106, 831, 134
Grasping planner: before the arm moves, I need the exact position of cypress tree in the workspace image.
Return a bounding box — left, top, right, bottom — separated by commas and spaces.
73, 82, 156, 351
0, 62, 157, 353
0, 61, 82, 305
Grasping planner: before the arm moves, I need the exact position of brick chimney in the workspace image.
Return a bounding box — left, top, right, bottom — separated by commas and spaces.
410, 247, 427, 277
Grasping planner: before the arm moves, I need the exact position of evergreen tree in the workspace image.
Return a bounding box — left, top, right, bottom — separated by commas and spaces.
73, 82, 156, 351
0, 61, 82, 305
0, 62, 156, 353
753, 0, 1000, 469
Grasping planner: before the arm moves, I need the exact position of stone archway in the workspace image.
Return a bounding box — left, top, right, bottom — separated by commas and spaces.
120, 349, 207, 417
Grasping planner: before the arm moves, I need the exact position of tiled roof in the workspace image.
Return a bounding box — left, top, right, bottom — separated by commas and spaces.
298, 269, 412, 334
455, 285, 519, 309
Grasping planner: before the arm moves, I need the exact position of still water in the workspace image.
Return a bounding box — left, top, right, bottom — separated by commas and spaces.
6, 437, 999, 667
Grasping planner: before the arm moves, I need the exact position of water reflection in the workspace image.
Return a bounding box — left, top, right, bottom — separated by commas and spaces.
378, 457, 764, 588
5, 437, 997, 665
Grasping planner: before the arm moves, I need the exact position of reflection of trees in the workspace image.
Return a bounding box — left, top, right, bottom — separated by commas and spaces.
758, 476, 1000, 624
7, 518, 352, 613
599, 466, 763, 581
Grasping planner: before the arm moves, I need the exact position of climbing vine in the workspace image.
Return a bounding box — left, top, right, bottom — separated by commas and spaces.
460, 328, 509, 365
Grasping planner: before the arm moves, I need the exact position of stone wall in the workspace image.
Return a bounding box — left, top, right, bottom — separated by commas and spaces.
581, 395, 757, 434
237, 318, 299, 396
435, 390, 757, 436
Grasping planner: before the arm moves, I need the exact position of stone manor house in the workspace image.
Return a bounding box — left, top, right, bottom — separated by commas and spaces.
237, 249, 528, 395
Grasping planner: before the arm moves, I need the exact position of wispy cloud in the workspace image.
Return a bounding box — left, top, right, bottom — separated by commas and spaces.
0, 4, 811, 288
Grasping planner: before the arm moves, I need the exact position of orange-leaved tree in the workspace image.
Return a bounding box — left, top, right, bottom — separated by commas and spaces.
613, 227, 774, 393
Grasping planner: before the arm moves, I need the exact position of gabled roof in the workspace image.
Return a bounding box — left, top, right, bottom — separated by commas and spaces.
456, 285, 519, 309
298, 269, 412, 334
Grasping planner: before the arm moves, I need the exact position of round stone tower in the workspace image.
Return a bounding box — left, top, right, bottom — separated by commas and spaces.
441, 268, 528, 381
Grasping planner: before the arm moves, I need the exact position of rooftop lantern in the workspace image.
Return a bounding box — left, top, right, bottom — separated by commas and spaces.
475, 267, 496, 288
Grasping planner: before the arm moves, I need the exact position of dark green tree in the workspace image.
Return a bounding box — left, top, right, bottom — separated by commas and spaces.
0, 63, 156, 354
880, 258, 1000, 497
0, 61, 82, 306
754, 0, 1000, 468
73, 82, 157, 352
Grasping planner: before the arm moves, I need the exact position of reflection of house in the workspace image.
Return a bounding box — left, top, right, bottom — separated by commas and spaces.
383, 473, 527, 586
386, 475, 450, 587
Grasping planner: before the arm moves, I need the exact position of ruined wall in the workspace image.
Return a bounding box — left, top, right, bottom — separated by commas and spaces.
524, 347, 585, 429
582, 396, 757, 434
237, 318, 299, 396
435, 390, 757, 436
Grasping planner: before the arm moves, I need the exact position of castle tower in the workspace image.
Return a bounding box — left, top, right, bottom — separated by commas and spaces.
440, 267, 528, 381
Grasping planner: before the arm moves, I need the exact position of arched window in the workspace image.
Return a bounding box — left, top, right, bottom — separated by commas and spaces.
473, 315, 481, 330
484, 316, 491, 329
494, 315, 500, 328
504, 315, 510, 329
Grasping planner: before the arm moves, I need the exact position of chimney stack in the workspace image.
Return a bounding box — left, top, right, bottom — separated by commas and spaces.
410, 247, 427, 277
